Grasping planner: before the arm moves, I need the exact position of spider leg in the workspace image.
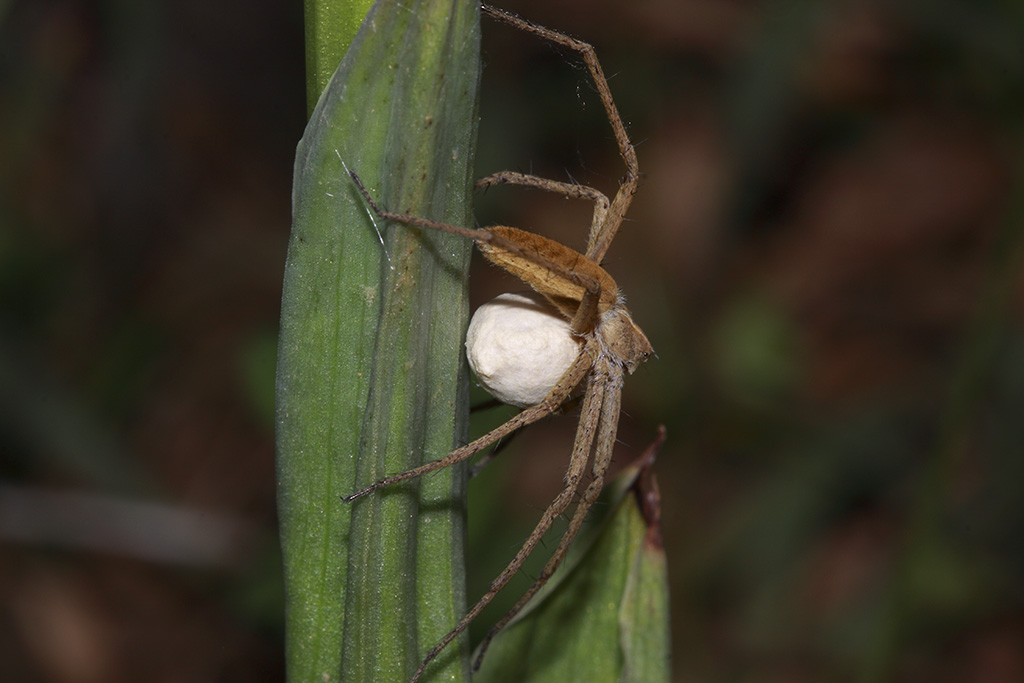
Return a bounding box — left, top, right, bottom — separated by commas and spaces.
469, 394, 584, 478
472, 358, 624, 670
570, 286, 602, 334
481, 4, 639, 264
343, 346, 593, 503
468, 424, 522, 479
348, 169, 606, 299
410, 355, 607, 683
476, 170, 609, 244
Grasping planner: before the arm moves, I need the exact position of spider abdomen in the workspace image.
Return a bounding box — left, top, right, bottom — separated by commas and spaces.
479, 225, 619, 320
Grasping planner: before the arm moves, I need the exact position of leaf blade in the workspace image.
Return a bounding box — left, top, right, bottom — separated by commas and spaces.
475, 460, 671, 683
277, 0, 481, 680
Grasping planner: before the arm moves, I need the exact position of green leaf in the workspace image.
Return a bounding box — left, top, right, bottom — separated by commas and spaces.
276, 0, 481, 681
475, 451, 672, 683
302, 0, 377, 113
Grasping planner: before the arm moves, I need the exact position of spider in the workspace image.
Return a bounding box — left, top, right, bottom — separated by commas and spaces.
344, 4, 653, 680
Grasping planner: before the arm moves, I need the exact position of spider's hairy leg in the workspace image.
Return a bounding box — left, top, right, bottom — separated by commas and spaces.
410, 343, 606, 682
346, 169, 482, 242
342, 403, 543, 503
473, 358, 624, 669
570, 286, 602, 335
476, 170, 610, 243
342, 346, 593, 503
347, 169, 607, 307
480, 3, 638, 263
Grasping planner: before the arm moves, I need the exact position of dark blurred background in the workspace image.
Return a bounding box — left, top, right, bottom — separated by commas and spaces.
2, 0, 1022, 681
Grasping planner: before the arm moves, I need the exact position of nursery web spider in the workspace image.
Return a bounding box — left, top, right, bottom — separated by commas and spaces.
344, 4, 653, 680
